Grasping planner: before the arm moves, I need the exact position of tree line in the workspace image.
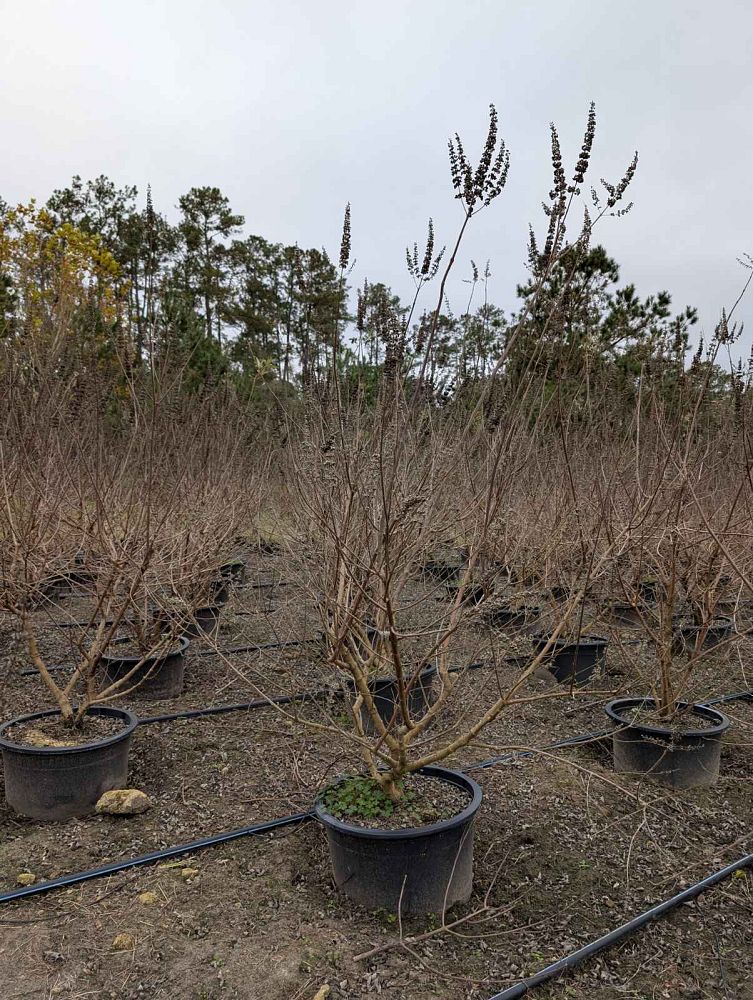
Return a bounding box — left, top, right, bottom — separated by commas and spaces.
0, 175, 742, 418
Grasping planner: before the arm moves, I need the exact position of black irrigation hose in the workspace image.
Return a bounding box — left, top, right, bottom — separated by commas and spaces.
487, 850, 753, 999
466, 729, 611, 772
196, 638, 318, 657
704, 689, 753, 706
0, 812, 312, 907
138, 689, 333, 725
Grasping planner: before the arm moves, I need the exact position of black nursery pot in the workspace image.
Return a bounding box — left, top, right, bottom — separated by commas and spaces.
606, 602, 643, 628
99, 636, 190, 699
532, 634, 608, 686
37, 569, 97, 602
156, 604, 223, 640
359, 667, 438, 735
486, 604, 541, 630
210, 578, 230, 606
422, 559, 462, 583
637, 580, 659, 603
315, 766, 482, 914
445, 582, 486, 606
0, 706, 137, 820
220, 559, 247, 585
673, 616, 733, 655
606, 697, 731, 789
185, 604, 222, 638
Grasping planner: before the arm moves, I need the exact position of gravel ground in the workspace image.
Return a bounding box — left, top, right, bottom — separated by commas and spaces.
0, 550, 752, 999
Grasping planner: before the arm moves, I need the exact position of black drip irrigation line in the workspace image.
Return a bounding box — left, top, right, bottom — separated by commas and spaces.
138, 689, 333, 725
196, 637, 318, 657
487, 850, 753, 999
0, 812, 312, 906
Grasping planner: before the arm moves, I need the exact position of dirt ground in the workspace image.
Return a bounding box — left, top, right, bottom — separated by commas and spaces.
1, 549, 753, 999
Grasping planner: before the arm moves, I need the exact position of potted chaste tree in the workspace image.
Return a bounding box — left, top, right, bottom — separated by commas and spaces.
602, 345, 749, 789
282, 103, 640, 914
288, 404, 596, 914
0, 550, 175, 821
0, 406, 245, 820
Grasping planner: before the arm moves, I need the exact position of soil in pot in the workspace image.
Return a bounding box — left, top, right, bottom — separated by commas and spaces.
531, 634, 607, 686
0, 706, 137, 820
5, 712, 125, 748
99, 636, 190, 699
322, 773, 470, 830
315, 766, 482, 914
606, 697, 731, 789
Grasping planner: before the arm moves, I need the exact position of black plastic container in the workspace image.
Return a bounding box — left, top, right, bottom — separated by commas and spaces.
185, 604, 222, 639
36, 568, 97, 602
0, 706, 137, 820
673, 616, 733, 655
606, 602, 643, 628
33, 574, 72, 604
423, 560, 462, 583
486, 604, 541, 630
445, 582, 486, 606
220, 559, 247, 585
606, 697, 731, 789
315, 766, 482, 914
155, 603, 222, 640
532, 634, 608, 686
637, 580, 659, 603
99, 636, 190, 699
210, 579, 230, 606
357, 667, 438, 735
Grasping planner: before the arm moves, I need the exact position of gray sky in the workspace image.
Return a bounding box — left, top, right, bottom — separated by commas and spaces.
2, 0, 752, 362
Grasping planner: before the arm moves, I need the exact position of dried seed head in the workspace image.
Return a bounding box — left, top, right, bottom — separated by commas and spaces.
447, 104, 510, 215
339, 202, 351, 271
406, 218, 445, 282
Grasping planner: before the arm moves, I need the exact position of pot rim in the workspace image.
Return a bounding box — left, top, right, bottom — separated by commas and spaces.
605, 696, 731, 738
220, 558, 246, 571
488, 603, 542, 615
100, 634, 190, 665
532, 633, 608, 650
0, 705, 138, 756
675, 615, 733, 633
341, 664, 439, 689
314, 765, 482, 841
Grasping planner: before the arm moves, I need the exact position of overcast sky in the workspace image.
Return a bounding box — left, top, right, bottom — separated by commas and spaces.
2, 0, 751, 362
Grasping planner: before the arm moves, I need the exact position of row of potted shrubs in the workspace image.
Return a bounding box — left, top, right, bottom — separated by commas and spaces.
0, 554, 740, 917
